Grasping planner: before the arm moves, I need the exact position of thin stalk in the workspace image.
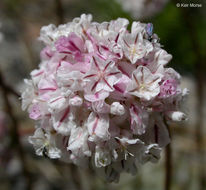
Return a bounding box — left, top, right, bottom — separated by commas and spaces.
1, 82, 20, 98
165, 143, 172, 190
70, 164, 82, 190
0, 70, 32, 190
54, 0, 64, 25
164, 120, 172, 190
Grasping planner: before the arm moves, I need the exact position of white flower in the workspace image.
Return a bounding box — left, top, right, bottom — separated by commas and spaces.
127, 66, 161, 100
48, 95, 69, 113
67, 127, 91, 158
129, 104, 148, 135
87, 112, 110, 141
39, 23, 75, 47
92, 100, 110, 113
21, 79, 38, 111
29, 128, 61, 159
122, 33, 153, 64
52, 107, 76, 135
84, 56, 121, 95
95, 146, 111, 167
166, 111, 187, 122
57, 64, 86, 91
110, 102, 125, 115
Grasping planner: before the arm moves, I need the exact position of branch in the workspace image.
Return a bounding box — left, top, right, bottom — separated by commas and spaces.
164, 119, 172, 190
70, 164, 82, 190
54, 0, 64, 25
0, 72, 20, 98
0, 69, 32, 189
1, 83, 20, 98
165, 143, 172, 190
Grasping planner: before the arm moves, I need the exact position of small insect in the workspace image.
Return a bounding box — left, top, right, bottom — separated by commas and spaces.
146, 23, 153, 37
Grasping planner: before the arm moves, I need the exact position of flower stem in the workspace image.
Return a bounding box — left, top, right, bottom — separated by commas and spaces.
0, 69, 32, 189
165, 143, 172, 190
164, 118, 172, 190
54, 0, 64, 25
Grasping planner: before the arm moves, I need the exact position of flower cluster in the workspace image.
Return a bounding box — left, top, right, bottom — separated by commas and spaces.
22, 14, 187, 182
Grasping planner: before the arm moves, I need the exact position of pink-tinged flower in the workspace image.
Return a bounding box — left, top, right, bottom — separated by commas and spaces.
127, 66, 161, 100
88, 18, 128, 48
88, 19, 129, 60
89, 18, 129, 37
31, 69, 45, 86
22, 14, 187, 182
159, 78, 178, 98
55, 33, 86, 61
48, 95, 69, 113
38, 75, 58, 95
92, 100, 110, 113
84, 56, 121, 97
57, 62, 88, 90
129, 104, 148, 135
69, 95, 83, 106
87, 112, 110, 141
74, 14, 93, 37
122, 33, 153, 64
67, 127, 91, 158
52, 107, 76, 135
131, 21, 147, 35
29, 103, 42, 120
84, 90, 110, 102
40, 46, 54, 60
154, 49, 173, 66
117, 61, 136, 78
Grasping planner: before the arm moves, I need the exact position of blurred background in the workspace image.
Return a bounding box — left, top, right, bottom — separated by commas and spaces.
0, 0, 205, 190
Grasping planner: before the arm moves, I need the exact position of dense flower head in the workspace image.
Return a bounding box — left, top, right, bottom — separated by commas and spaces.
21, 14, 187, 182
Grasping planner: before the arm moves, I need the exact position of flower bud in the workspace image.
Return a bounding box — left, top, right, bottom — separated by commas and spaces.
69, 96, 83, 106
166, 111, 187, 121
110, 102, 125, 115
